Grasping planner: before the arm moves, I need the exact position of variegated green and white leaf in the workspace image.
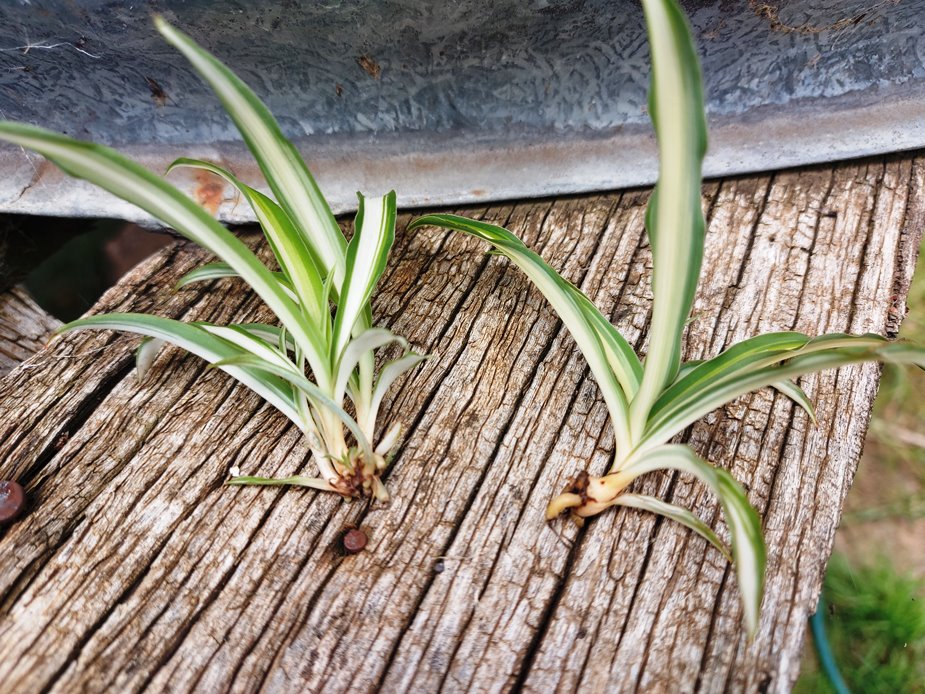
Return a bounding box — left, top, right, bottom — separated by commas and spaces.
226, 475, 337, 491
199, 324, 298, 374
649, 332, 809, 424
622, 444, 765, 638
365, 352, 429, 438
771, 379, 817, 424
332, 192, 397, 360
168, 158, 327, 326
672, 359, 703, 385
176, 262, 299, 302
155, 17, 347, 286
212, 353, 374, 460
61, 313, 301, 425
629, 0, 709, 437
335, 327, 408, 412
575, 294, 643, 397
0, 122, 333, 391
612, 493, 732, 562
641, 341, 925, 450
408, 213, 634, 454
235, 323, 296, 354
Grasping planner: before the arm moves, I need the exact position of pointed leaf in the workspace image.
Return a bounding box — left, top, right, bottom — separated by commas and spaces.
212, 353, 373, 460
365, 352, 429, 437
335, 327, 407, 409
629, 0, 709, 436
408, 213, 634, 453
135, 337, 165, 379
177, 262, 299, 302
168, 158, 327, 325
61, 313, 301, 424
642, 340, 925, 448
226, 475, 337, 492
771, 379, 817, 424
155, 17, 347, 286
0, 122, 332, 390
612, 493, 732, 562
622, 444, 765, 637
332, 192, 397, 359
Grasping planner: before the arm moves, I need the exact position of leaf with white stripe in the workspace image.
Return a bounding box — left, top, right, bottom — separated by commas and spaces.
771, 379, 817, 424
176, 263, 298, 302
408, 212, 634, 454
641, 340, 925, 450
155, 17, 347, 286
648, 332, 809, 424
226, 475, 337, 492
199, 324, 297, 373
61, 313, 301, 425
212, 353, 374, 461
612, 493, 732, 562
168, 158, 327, 326
365, 352, 429, 438
629, 0, 709, 437
235, 323, 296, 354
335, 327, 408, 410
0, 121, 332, 391
331, 192, 397, 359
622, 444, 765, 638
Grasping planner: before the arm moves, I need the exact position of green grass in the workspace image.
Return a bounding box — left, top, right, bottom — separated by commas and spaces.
797, 554, 925, 693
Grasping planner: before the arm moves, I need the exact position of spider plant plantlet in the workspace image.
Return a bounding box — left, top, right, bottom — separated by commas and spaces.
409, 0, 925, 637
0, 17, 426, 501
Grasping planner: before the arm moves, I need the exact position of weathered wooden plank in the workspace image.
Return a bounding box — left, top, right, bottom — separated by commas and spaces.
0, 153, 921, 693
0, 286, 60, 376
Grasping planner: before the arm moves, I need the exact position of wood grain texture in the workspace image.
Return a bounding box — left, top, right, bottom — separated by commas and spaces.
0, 285, 60, 376
0, 153, 922, 693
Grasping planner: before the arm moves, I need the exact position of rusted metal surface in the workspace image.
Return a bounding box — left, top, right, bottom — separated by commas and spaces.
0, 0, 923, 224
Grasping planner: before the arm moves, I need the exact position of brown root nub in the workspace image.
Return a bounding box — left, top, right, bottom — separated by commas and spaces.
0, 480, 26, 524
570, 470, 591, 499
546, 470, 635, 521
342, 528, 368, 554
329, 454, 386, 500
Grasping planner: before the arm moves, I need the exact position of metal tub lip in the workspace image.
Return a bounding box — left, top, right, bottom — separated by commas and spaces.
1, 0, 923, 224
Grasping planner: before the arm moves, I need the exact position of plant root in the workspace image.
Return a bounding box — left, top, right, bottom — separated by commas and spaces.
545, 469, 634, 521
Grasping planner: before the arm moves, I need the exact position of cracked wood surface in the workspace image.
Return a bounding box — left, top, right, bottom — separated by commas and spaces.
0, 285, 60, 377
0, 152, 922, 693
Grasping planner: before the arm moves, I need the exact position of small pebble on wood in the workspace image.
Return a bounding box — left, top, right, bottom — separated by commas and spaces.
0, 481, 25, 524
342, 528, 367, 554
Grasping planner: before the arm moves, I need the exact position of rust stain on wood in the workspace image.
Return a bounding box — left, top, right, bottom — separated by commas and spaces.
193, 170, 227, 215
